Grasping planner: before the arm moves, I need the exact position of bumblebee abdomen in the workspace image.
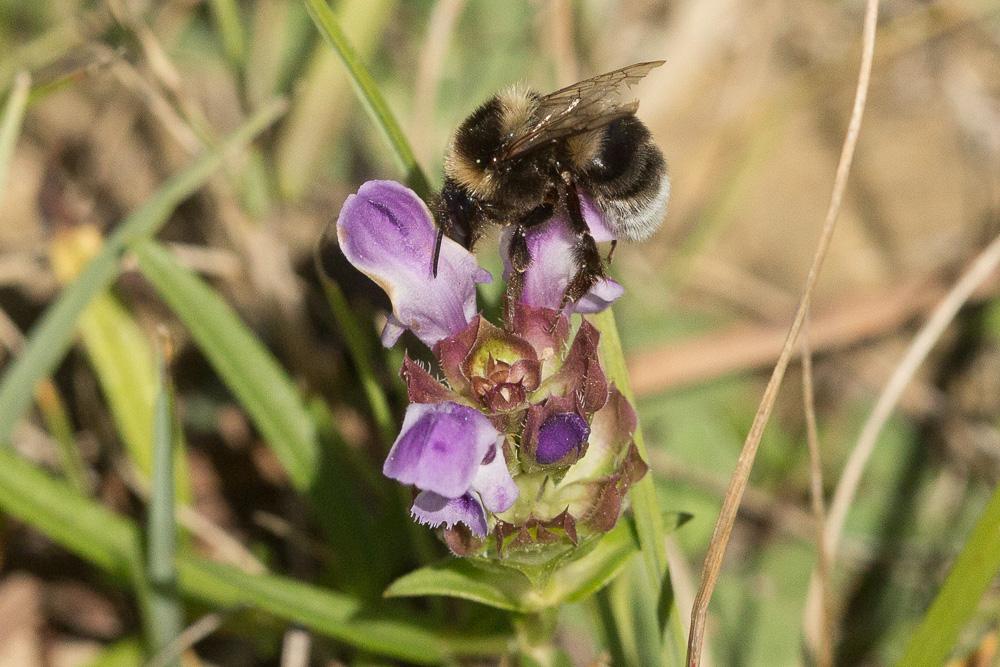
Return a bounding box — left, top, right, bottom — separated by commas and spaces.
584, 116, 669, 242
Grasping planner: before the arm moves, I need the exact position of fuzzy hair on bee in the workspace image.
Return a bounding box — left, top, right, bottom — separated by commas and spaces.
431, 61, 669, 310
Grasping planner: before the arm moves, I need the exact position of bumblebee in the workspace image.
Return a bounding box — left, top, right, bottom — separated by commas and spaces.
432, 61, 670, 308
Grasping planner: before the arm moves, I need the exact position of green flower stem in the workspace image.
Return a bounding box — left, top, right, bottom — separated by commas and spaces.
512, 609, 562, 667
590, 308, 684, 661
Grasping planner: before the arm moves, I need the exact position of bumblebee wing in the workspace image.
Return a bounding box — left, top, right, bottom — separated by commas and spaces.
498, 60, 664, 161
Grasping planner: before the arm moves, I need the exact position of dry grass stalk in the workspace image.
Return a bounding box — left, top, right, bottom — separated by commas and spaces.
280, 628, 313, 667
804, 230, 1000, 641
146, 610, 230, 667
685, 0, 880, 663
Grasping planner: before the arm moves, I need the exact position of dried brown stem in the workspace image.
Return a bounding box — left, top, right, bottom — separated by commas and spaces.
685, 0, 880, 663
146, 610, 230, 667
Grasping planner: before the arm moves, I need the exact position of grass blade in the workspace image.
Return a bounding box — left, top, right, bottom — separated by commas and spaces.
314, 246, 395, 446
0, 446, 509, 662
0, 98, 287, 442
897, 483, 1000, 666
132, 240, 317, 488
0, 71, 30, 204
0, 450, 141, 579
302, 0, 431, 197
33, 380, 88, 492
277, 0, 394, 200
208, 0, 246, 68
145, 341, 183, 662
133, 240, 316, 488
48, 223, 191, 497
132, 241, 405, 593
591, 310, 666, 577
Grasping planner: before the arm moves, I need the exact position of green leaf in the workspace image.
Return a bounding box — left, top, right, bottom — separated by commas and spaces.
0, 448, 141, 579
302, 0, 430, 197
144, 350, 182, 661
132, 240, 318, 489
0, 446, 509, 663
0, 71, 30, 204
897, 483, 1000, 666
385, 514, 692, 612
179, 558, 499, 664
561, 512, 691, 606
386, 557, 534, 612
0, 98, 287, 442
76, 291, 190, 499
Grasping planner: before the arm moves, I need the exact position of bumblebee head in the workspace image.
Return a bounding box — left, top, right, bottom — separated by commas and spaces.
445, 95, 509, 199
434, 177, 480, 250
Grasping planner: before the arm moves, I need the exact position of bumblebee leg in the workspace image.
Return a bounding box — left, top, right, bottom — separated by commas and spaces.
561, 178, 605, 308
607, 240, 618, 264
503, 204, 555, 325
504, 224, 529, 323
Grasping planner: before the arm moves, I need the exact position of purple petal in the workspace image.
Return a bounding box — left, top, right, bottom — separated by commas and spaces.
380, 313, 406, 347
383, 402, 498, 498
412, 491, 488, 538
536, 412, 591, 465
500, 202, 622, 312
573, 278, 624, 314
337, 181, 491, 348
471, 441, 518, 513
561, 389, 637, 485
580, 195, 615, 242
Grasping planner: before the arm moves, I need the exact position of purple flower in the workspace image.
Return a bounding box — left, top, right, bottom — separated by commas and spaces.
336, 180, 491, 348
500, 196, 624, 313
520, 395, 591, 470
383, 402, 518, 537
333, 179, 646, 553
536, 413, 590, 465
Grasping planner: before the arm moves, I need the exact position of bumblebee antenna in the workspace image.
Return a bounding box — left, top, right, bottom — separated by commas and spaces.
432, 227, 444, 277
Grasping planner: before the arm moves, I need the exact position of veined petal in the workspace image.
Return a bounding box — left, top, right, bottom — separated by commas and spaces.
471, 441, 518, 513
383, 401, 498, 498
336, 180, 491, 348
412, 491, 489, 538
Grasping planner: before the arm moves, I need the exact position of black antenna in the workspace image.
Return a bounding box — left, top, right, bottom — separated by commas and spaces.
432, 227, 444, 277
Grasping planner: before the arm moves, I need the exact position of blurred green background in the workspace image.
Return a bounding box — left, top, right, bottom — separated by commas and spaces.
0, 0, 998, 665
